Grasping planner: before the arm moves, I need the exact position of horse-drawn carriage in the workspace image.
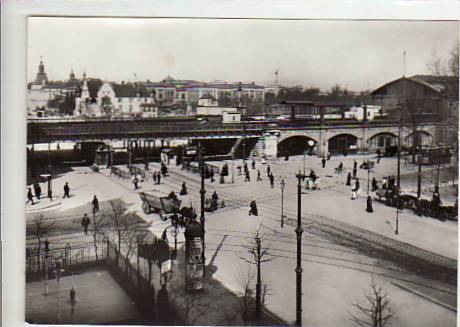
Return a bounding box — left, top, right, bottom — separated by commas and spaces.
374, 189, 457, 221
139, 192, 181, 221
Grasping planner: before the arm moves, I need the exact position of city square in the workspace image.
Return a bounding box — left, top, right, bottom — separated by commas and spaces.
16, 15, 460, 327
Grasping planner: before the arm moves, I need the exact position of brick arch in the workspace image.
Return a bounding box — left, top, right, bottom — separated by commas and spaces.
277, 132, 319, 144
367, 132, 398, 149
405, 130, 434, 146
277, 134, 318, 157
328, 133, 359, 154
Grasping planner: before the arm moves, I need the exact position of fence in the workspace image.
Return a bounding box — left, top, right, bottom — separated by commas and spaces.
26, 241, 107, 274
106, 239, 157, 317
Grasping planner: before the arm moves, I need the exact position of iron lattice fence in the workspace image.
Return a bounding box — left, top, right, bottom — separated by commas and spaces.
26, 241, 107, 274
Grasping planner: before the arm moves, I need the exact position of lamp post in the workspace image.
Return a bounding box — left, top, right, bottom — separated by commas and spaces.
280, 178, 286, 227
198, 143, 206, 276
295, 175, 304, 326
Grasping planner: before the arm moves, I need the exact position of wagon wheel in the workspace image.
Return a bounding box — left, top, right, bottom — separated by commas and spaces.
142, 202, 150, 214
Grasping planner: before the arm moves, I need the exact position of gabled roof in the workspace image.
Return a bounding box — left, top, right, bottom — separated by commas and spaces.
372, 75, 458, 98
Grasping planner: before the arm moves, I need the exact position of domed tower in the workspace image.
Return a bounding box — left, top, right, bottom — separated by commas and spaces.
34, 57, 48, 85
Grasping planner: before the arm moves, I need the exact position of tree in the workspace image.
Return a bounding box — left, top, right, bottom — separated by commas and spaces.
237, 230, 273, 319
448, 41, 459, 79
101, 200, 138, 261
235, 264, 256, 325
349, 276, 394, 327
91, 211, 107, 260
31, 213, 53, 268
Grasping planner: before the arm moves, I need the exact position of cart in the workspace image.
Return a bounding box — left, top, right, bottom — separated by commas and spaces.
204, 197, 225, 212
139, 192, 181, 221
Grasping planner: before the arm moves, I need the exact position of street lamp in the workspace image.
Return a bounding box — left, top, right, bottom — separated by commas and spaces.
198, 143, 206, 276
280, 178, 286, 227
295, 174, 304, 327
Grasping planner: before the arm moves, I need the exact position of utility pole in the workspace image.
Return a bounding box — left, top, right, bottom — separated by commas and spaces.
199, 142, 206, 276
280, 178, 286, 227
367, 162, 370, 195
417, 153, 422, 198
295, 175, 304, 326
255, 236, 261, 318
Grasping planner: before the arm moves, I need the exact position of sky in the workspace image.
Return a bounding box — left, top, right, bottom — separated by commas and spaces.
28, 17, 458, 91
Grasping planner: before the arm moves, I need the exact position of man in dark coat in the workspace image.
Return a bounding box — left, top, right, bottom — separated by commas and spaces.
267, 165, 271, 177
269, 173, 274, 188
371, 177, 378, 191
157, 171, 161, 185
63, 182, 70, 198
133, 176, 139, 190
321, 158, 326, 168
354, 178, 360, 192
366, 196, 374, 213
92, 195, 99, 214
210, 169, 215, 183
34, 182, 41, 200
249, 200, 258, 216
352, 167, 357, 179
27, 188, 35, 205
257, 170, 262, 181
152, 171, 157, 184
252, 159, 256, 170
81, 213, 91, 235
346, 172, 352, 186
180, 182, 188, 195
245, 170, 250, 182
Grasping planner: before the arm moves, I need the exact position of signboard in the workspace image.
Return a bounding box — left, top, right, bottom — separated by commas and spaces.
161, 259, 172, 274
188, 238, 203, 264
185, 237, 204, 291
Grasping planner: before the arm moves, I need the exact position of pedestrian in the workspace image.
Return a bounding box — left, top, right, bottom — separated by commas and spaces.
321, 158, 326, 168
63, 182, 70, 198
257, 170, 262, 181
211, 191, 219, 210
26, 188, 35, 205
346, 172, 352, 186
152, 171, 157, 184
81, 213, 91, 235
351, 189, 357, 200
371, 177, 378, 191
245, 170, 250, 182
352, 167, 357, 179
267, 165, 271, 177
249, 199, 258, 216
161, 162, 168, 176
69, 286, 76, 314
244, 162, 248, 173
382, 176, 388, 190
92, 195, 99, 214
252, 159, 256, 170
353, 160, 357, 170
269, 173, 274, 188
44, 238, 50, 253
133, 176, 139, 190
34, 182, 41, 200
354, 178, 360, 192
366, 196, 374, 213
376, 149, 381, 164
157, 171, 161, 185
210, 169, 215, 183
180, 182, 188, 195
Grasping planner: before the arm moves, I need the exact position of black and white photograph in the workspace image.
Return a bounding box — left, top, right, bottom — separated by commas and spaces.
4, 6, 460, 326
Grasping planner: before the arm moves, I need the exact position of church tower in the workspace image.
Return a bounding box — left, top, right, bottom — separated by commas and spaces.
34, 57, 48, 85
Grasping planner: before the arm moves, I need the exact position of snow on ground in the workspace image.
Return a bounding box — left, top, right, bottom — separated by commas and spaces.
25, 155, 458, 326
